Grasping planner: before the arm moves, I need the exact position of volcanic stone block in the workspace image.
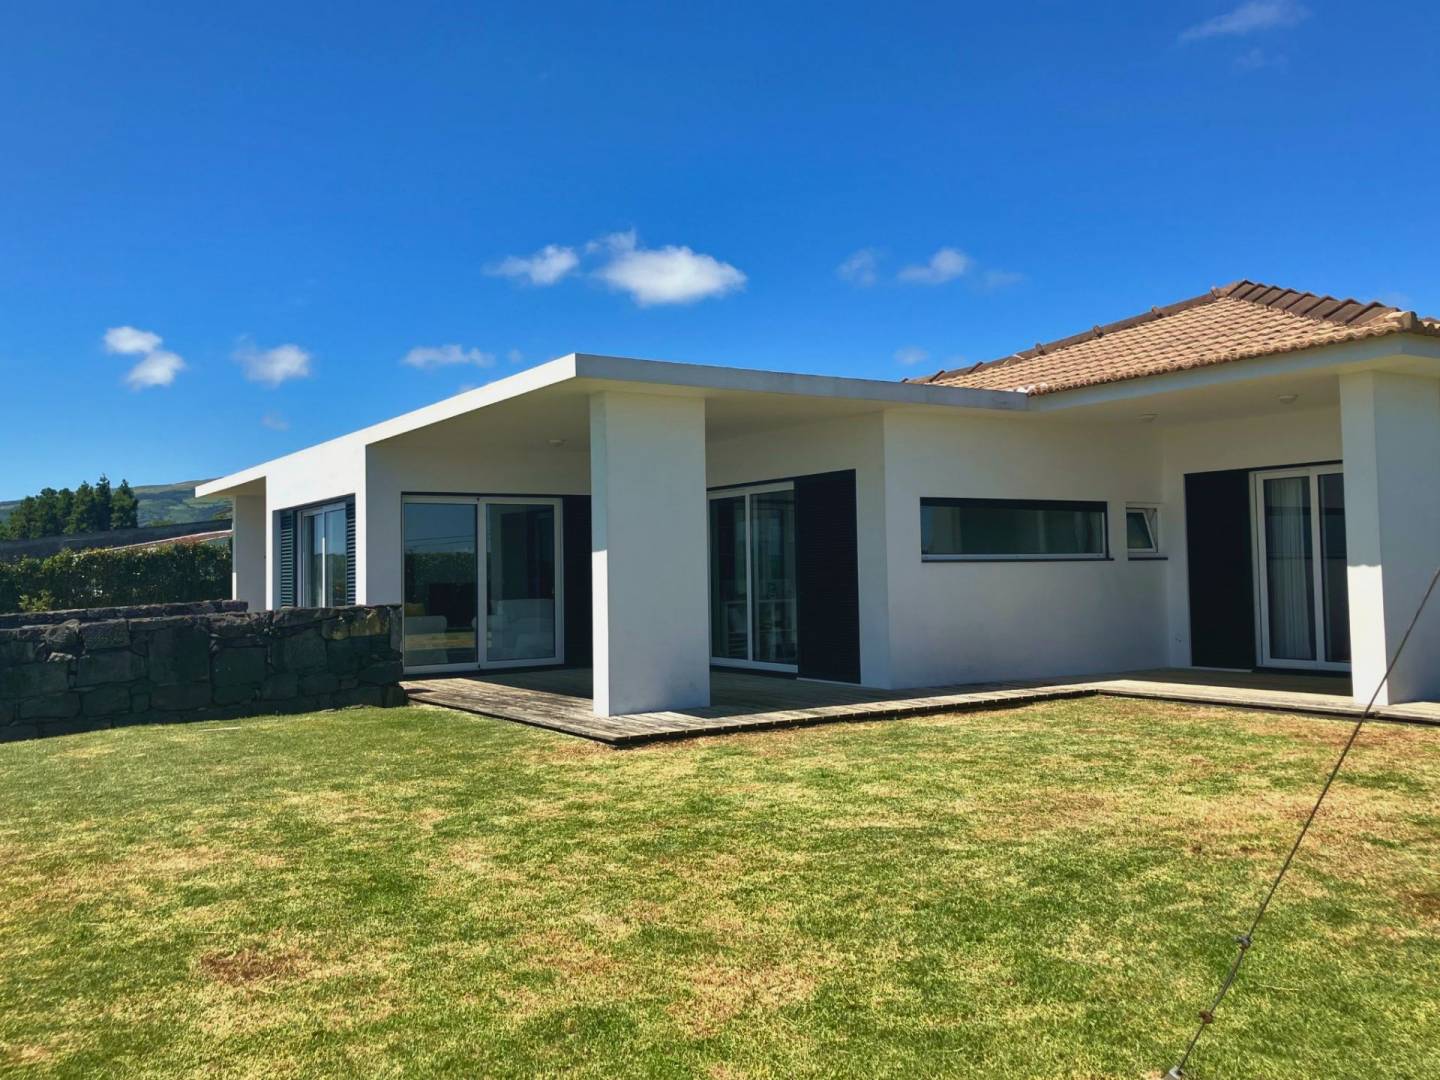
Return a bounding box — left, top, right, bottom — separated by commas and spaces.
262, 672, 299, 700
1, 662, 69, 699
213, 684, 258, 706
299, 672, 340, 695
0, 632, 37, 665
82, 684, 132, 716
281, 630, 328, 672
19, 692, 81, 720
325, 638, 362, 676
148, 625, 212, 685
274, 608, 324, 630
77, 650, 140, 686
212, 647, 267, 687
80, 620, 130, 651
42, 621, 81, 653
151, 683, 213, 711
359, 660, 403, 686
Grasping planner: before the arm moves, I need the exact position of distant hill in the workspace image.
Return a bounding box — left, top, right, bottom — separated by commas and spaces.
0, 480, 226, 528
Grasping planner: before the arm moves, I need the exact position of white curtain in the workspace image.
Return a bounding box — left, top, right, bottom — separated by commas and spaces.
1264, 477, 1314, 661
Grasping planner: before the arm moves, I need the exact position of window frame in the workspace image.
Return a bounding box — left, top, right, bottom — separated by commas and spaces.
1125, 503, 1162, 558
707, 481, 799, 672
919, 497, 1110, 562
298, 500, 350, 607
398, 493, 565, 675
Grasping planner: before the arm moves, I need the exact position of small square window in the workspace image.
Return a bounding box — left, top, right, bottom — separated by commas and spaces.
1126, 505, 1160, 555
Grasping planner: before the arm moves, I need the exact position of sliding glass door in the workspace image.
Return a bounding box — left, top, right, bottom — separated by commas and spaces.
485, 502, 558, 664
403, 501, 479, 669
1252, 467, 1349, 671
402, 496, 562, 672
300, 503, 349, 607
708, 484, 798, 671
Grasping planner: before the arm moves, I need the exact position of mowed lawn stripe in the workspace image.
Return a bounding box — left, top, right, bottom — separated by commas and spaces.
0, 699, 1437, 1078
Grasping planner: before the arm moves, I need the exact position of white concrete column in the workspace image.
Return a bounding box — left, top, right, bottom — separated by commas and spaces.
1340, 371, 1440, 705
230, 493, 268, 611
590, 391, 710, 716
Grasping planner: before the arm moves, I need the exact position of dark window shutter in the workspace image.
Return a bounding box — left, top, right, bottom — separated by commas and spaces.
345, 499, 357, 604
1185, 469, 1255, 668
795, 470, 861, 683
278, 510, 296, 607
561, 495, 592, 666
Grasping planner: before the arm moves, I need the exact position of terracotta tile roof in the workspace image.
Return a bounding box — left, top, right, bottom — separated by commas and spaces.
913, 279, 1440, 396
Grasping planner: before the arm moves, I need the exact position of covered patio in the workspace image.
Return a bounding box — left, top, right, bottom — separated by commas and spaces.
402, 666, 1440, 746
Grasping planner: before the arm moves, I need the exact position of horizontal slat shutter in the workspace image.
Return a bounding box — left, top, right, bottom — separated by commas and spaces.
278, 510, 296, 607
345, 499, 357, 604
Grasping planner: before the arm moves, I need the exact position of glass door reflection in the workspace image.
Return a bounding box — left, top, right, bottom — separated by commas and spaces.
402, 501, 478, 669
485, 502, 558, 664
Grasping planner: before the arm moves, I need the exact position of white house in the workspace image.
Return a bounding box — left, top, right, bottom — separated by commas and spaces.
198, 280, 1440, 715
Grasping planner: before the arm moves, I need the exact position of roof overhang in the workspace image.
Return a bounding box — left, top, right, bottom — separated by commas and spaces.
1022, 332, 1440, 423
197, 353, 1024, 498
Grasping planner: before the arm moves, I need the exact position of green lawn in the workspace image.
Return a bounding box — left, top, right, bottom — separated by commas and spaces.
1, 700, 1438, 1079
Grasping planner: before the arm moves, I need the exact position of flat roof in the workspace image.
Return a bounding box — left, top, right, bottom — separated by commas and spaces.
197, 353, 1024, 497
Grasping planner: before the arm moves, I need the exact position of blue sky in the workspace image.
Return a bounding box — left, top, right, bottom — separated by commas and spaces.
2, 0, 1438, 497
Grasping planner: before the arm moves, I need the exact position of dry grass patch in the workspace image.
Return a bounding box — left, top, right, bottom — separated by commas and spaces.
669, 958, 822, 1037
197, 946, 310, 987
1, 702, 1437, 1079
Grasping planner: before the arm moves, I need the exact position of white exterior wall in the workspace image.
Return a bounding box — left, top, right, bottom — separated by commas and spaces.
1158, 406, 1342, 667
259, 439, 368, 609
1339, 372, 1440, 704
230, 493, 267, 611
362, 439, 588, 606
881, 410, 1167, 688
590, 392, 710, 715
706, 412, 893, 686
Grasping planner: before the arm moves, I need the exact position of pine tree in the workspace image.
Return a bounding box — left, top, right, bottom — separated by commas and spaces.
94, 474, 114, 531
110, 480, 140, 529
67, 482, 96, 534
35, 489, 66, 537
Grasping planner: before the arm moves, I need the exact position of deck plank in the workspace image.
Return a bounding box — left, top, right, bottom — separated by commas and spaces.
400, 666, 1440, 746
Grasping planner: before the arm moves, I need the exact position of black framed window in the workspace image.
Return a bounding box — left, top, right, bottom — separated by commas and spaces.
921, 498, 1107, 560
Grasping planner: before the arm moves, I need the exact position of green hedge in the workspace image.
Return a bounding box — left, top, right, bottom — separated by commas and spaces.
0, 542, 232, 614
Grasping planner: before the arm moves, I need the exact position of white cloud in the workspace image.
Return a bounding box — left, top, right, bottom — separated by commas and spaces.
980, 268, 1025, 290
103, 325, 184, 389
489, 229, 745, 307
893, 346, 930, 367
595, 240, 746, 306
237, 341, 312, 386
124, 349, 185, 389
837, 249, 880, 287
507, 348, 525, 365
586, 229, 638, 255
401, 344, 496, 370
103, 325, 163, 355
897, 247, 973, 285
1180, 0, 1309, 42
487, 243, 579, 286
260, 412, 290, 431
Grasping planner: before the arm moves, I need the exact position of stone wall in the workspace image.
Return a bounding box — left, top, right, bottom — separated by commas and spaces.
0, 599, 247, 630
0, 605, 406, 741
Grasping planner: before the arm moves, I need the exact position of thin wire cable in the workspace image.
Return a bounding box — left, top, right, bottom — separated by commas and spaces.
1166, 563, 1440, 1079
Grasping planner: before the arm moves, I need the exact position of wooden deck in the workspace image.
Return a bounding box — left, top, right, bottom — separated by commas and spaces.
402, 666, 1440, 746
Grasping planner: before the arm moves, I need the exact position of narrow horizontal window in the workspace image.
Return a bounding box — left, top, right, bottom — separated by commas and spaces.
921, 498, 1107, 559
1126, 504, 1160, 555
